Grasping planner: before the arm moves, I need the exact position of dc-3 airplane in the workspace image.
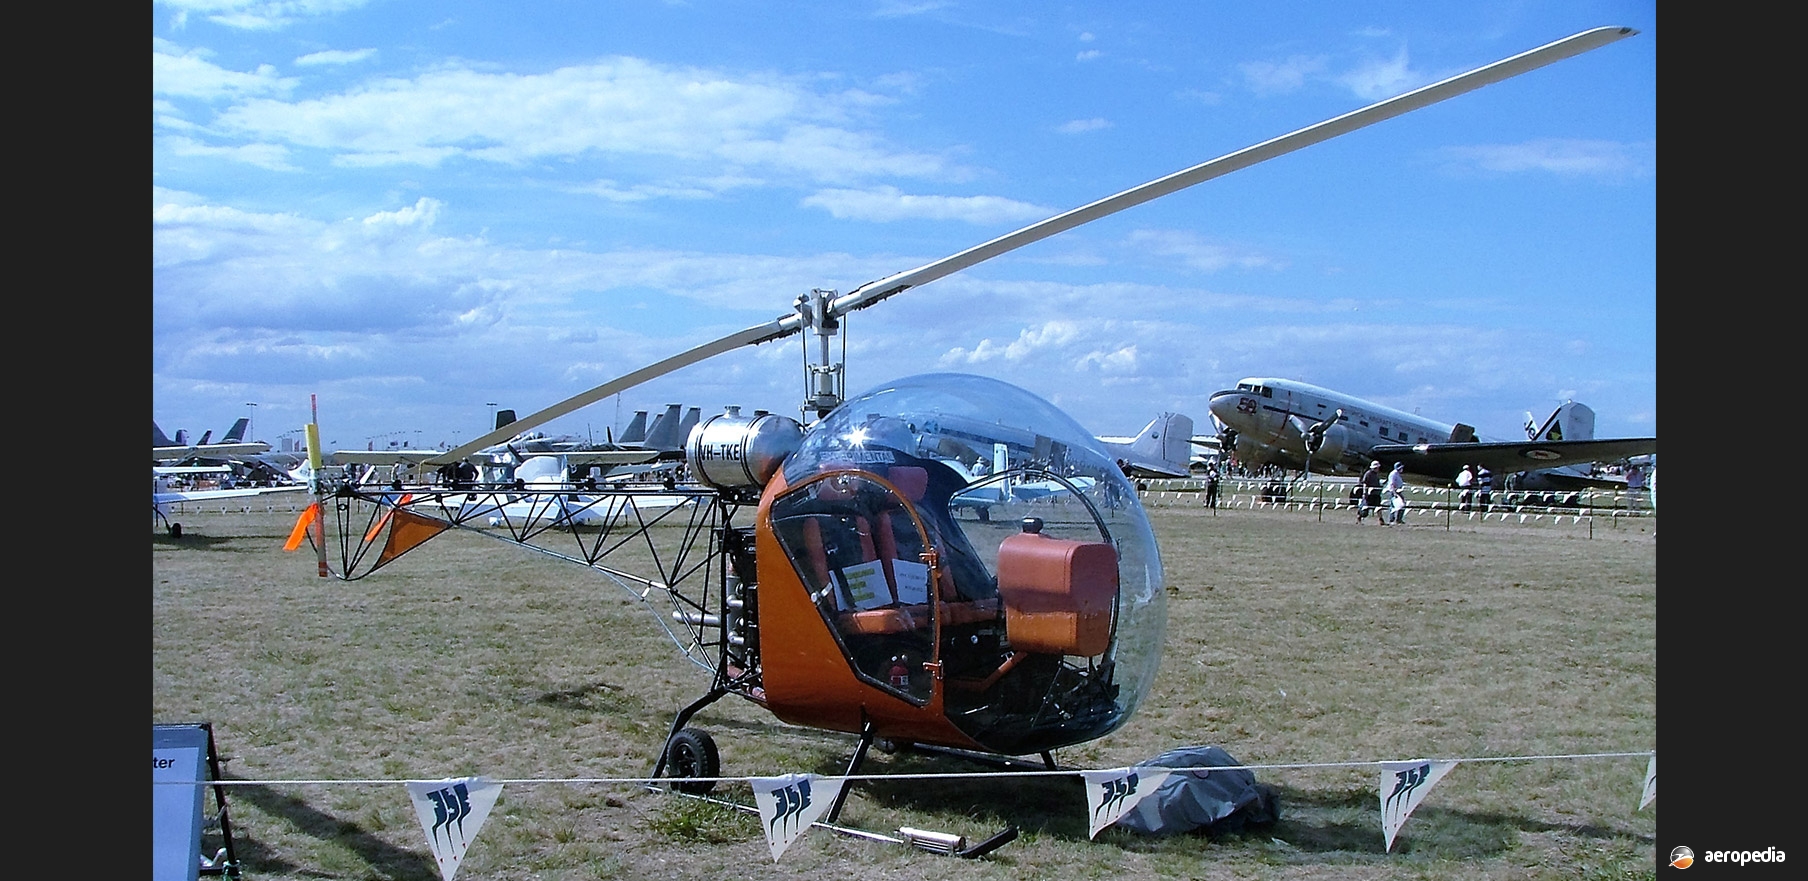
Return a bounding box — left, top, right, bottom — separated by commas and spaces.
1207, 377, 1657, 489
284, 27, 1641, 849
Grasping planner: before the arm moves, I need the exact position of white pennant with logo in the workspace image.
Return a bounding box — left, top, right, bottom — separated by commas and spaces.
1379, 760, 1457, 852
1640, 755, 1656, 809
751, 773, 846, 861
1080, 767, 1172, 839
406, 776, 503, 881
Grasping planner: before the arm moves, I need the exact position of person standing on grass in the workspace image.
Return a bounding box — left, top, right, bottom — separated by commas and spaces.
1385, 461, 1407, 525
1358, 460, 1383, 523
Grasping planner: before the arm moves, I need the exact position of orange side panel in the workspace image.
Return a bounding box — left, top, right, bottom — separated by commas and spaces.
375, 508, 451, 569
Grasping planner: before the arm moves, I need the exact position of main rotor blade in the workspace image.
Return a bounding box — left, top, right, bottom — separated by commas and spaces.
433, 25, 1635, 466
426, 316, 799, 465
827, 26, 1637, 318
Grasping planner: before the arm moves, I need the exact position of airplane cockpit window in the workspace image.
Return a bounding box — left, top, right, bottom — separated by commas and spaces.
779, 373, 1167, 754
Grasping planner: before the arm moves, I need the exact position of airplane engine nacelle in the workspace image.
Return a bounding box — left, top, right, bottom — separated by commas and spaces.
1311, 424, 1350, 463
686, 408, 804, 491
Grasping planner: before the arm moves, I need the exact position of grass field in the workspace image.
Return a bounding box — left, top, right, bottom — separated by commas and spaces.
152, 499, 1656, 880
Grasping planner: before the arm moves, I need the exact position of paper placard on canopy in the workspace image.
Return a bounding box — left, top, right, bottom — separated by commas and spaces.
1379, 760, 1458, 852
1640, 755, 1656, 810
1080, 767, 1172, 839
406, 777, 503, 881
751, 773, 846, 861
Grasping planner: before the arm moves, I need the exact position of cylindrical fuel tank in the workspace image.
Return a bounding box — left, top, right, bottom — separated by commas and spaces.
686, 407, 804, 491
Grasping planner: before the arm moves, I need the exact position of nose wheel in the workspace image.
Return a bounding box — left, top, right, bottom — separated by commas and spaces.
662, 728, 720, 794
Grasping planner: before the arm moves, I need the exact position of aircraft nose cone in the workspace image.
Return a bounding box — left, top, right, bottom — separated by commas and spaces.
1206, 391, 1241, 423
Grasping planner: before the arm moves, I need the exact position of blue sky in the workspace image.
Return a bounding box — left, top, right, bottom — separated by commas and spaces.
152, 1, 1655, 453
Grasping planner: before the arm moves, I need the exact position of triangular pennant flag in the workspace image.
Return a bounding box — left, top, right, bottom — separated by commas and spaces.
1640, 755, 1656, 809
751, 773, 845, 861
1379, 760, 1457, 852
1081, 767, 1172, 839
407, 777, 502, 881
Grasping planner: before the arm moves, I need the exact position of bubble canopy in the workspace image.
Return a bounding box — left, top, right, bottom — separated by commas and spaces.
778, 373, 1167, 754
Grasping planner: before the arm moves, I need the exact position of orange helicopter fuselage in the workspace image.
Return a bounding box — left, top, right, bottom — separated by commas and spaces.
751, 468, 987, 751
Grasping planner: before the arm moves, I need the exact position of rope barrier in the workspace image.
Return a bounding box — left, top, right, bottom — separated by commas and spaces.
153, 748, 1653, 788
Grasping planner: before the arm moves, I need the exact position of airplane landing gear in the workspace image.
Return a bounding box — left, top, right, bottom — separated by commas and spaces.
662, 728, 720, 794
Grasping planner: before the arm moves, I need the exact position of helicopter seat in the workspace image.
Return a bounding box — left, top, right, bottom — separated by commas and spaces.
993, 531, 1117, 657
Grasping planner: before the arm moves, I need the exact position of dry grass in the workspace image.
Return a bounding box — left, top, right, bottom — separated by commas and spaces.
153, 499, 1656, 880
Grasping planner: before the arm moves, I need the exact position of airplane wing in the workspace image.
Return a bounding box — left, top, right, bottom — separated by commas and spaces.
561, 449, 664, 467
154, 442, 272, 461
154, 485, 309, 505
329, 449, 448, 466
1370, 437, 1658, 482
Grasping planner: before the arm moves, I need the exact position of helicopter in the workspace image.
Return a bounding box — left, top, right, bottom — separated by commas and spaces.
287, 26, 1639, 826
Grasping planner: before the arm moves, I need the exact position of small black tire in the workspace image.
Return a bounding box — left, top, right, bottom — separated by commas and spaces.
665, 728, 719, 794
170, 523, 183, 538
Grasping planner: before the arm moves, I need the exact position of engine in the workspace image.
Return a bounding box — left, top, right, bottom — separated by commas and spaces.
685, 407, 804, 492
1312, 423, 1350, 464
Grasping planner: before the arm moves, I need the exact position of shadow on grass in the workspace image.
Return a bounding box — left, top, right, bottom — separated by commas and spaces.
151, 533, 241, 550
220, 773, 440, 880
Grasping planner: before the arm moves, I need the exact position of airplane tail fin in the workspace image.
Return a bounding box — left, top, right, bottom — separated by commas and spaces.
153, 421, 177, 448
677, 407, 701, 446
1531, 402, 1596, 443
619, 410, 649, 445
1128, 412, 1196, 474
643, 404, 686, 451
495, 409, 518, 432
223, 417, 251, 443
197, 430, 214, 446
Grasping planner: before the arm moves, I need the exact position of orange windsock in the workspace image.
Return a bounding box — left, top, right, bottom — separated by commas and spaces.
284, 502, 321, 552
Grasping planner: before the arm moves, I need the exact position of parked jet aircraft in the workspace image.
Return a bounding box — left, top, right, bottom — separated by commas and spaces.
153, 419, 270, 461
1206, 377, 1655, 487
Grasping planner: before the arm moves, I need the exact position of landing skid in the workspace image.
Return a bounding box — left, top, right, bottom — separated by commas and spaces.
664, 787, 1019, 858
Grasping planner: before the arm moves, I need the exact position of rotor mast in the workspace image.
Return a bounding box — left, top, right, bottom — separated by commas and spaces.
796, 287, 845, 423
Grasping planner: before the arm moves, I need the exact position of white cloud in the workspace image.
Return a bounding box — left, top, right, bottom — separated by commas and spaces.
1239, 55, 1328, 97
1057, 118, 1111, 134
1437, 138, 1657, 181
296, 47, 377, 66
152, 40, 298, 100
1124, 229, 1284, 272
163, 135, 299, 171
802, 185, 1050, 223
1336, 47, 1420, 100
205, 57, 952, 185
156, 0, 376, 31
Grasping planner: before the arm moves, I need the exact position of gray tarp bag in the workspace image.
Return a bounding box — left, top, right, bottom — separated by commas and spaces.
1113, 745, 1280, 835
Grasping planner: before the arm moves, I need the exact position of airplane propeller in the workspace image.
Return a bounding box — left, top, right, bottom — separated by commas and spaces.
422, 26, 1637, 469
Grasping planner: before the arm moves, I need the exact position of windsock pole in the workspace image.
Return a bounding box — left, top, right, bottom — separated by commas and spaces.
307, 395, 328, 577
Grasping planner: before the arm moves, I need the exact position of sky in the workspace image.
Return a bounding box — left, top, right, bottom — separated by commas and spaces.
152, 1, 1656, 454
